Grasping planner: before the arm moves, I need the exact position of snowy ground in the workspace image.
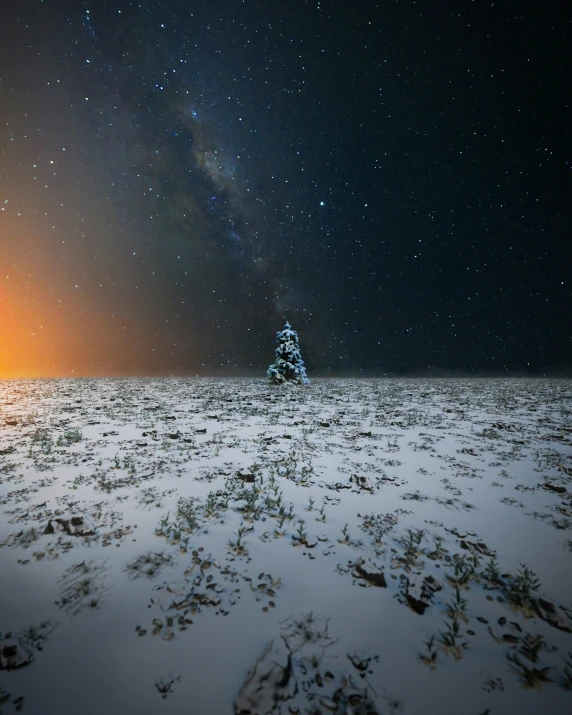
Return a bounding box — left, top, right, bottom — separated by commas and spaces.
1, 377, 571, 715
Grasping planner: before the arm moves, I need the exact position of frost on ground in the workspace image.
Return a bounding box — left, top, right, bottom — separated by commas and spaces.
0, 377, 571, 715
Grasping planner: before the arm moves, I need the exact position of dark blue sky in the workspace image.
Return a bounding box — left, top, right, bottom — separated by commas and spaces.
1, 1, 570, 376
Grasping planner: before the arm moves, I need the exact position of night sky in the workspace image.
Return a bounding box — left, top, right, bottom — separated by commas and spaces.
1, 0, 570, 378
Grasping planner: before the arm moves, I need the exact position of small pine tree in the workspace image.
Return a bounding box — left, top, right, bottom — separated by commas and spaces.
267, 321, 309, 385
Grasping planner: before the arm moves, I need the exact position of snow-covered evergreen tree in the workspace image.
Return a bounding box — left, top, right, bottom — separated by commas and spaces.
267, 321, 310, 385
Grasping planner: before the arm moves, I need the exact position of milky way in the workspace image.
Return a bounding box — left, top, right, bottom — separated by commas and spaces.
56, 1, 320, 348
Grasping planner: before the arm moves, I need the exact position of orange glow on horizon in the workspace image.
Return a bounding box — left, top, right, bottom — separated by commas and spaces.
1, 253, 116, 378
0, 282, 70, 378
0, 267, 189, 378
1, 226, 199, 379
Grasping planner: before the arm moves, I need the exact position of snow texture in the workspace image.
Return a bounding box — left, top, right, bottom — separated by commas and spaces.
1, 376, 572, 715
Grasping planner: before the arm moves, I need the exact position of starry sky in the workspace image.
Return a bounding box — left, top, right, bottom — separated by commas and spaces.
0, 0, 570, 378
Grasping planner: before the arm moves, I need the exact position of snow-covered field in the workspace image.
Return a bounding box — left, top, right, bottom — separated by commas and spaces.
1, 377, 571, 715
